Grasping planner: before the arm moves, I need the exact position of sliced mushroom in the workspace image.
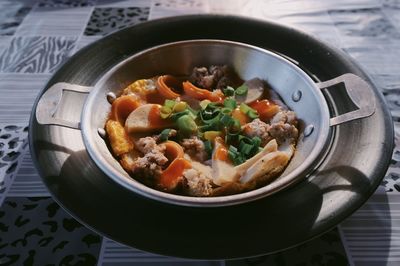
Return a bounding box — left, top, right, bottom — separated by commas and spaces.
125, 104, 173, 133
236, 78, 265, 104
239, 141, 295, 184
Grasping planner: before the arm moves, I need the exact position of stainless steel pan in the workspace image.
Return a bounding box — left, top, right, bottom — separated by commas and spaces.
35, 40, 376, 207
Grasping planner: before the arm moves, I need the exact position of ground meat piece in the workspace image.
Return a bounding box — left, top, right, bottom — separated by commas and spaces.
209, 65, 226, 81
189, 65, 236, 90
131, 158, 163, 181
270, 110, 298, 126
180, 136, 208, 162
242, 119, 272, 146
183, 168, 213, 196
189, 67, 215, 89
125, 137, 169, 183
135, 136, 158, 153
268, 122, 299, 144
243, 117, 298, 146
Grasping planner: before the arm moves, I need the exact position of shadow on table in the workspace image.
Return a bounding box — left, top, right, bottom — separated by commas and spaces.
35, 140, 391, 263
226, 165, 392, 266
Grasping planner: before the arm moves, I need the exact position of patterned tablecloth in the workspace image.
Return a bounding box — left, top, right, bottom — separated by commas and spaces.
0, 0, 398, 265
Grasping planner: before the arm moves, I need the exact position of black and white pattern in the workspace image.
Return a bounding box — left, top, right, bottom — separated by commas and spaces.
37, 0, 96, 8
153, 0, 208, 9
0, 197, 102, 266
227, 229, 347, 266
84, 7, 149, 36
0, 73, 51, 123
0, 125, 29, 206
7, 152, 50, 197
150, 0, 209, 19
98, 238, 224, 265
16, 6, 94, 36
0, 36, 76, 73
329, 8, 400, 38
339, 189, 399, 266
0, 1, 32, 36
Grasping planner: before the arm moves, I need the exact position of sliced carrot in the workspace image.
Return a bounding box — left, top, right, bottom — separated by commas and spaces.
249, 100, 280, 122
231, 107, 250, 126
214, 145, 229, 162
163, 141, 184, 162
213, 137, 231, 163
182, 81, 224, 102
158, 158, 191, 191
156, 75, 181, 99
148, 104, 174, 128
111, 95, 142, 125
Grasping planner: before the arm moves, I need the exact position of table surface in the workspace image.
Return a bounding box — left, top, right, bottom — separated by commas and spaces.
0, 0, 399, 265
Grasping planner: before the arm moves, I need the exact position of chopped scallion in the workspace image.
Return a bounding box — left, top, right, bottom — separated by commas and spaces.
164, 99, 176, 109
204, 131, 222, 141
220, 114, 233, 127
204, 140, 213, 157
159, 129, 172, 142
223, 98, 237, 109
223, 86, 235, 96
160, 106, 172, 119
235, 84, 248, 96
177, 115, 197, 135
199, 99, 211, 110
240, 103, 259, 120
220, 107, 232, 115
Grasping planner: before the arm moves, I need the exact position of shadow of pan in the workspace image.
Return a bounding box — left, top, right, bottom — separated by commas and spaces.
42, 147, 324, 260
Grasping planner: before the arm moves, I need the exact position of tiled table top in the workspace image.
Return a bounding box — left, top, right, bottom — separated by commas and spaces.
0, 0, 399, 265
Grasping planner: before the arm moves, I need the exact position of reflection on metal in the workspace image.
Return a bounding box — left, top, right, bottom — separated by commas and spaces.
304, 124, 314, 137
97, 128, 106, 139
292, 89, 302, 102
36, 83, 92, 129
316, 73, 376, 126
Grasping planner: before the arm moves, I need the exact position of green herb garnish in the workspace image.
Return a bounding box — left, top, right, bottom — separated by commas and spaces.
177, 115, 197, 136
223, 86, 235, 96
223, 98, 237, 109
159, 128, 172, 142
235, 84, 248, 96
228, 145, 246, 165
240, 103, 259, 120
204, 140, 213, 157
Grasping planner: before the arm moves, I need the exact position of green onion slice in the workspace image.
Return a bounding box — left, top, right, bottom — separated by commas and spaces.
160, 106, 172, 119
199, 99, 211, 110
204, 140, 213, 157
159, 129, 172, 142
164, 99, 176, 109
177, 115, 198, 136
235, 84, 248, 96
240, 103, 259, 120
223, 86, 235, 96
223, 98, 237, 109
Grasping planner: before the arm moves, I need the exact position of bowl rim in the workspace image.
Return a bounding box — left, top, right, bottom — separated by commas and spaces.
80, 39, 331, 207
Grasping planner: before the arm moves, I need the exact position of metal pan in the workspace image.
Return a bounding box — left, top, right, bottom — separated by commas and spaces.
35, 40, 376, 207
29, 15, 393, 259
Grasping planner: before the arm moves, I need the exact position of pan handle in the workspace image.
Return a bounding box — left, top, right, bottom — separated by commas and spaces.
35, 82, 92, 129
316, 73, 376, 126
